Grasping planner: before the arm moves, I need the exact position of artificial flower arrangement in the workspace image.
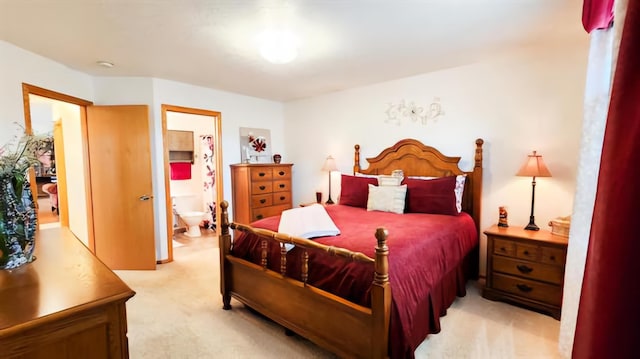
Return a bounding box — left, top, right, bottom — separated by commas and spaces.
0, 128, 52, 269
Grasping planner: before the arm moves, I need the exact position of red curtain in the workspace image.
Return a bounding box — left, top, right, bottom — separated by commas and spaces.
573, 2, 640, 358
583, 0, 615, 32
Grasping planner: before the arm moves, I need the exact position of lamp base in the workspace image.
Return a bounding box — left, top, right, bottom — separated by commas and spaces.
325, 198, 334, 205
524, 217, 540, 231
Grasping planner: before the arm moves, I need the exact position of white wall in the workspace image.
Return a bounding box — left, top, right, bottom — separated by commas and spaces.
284, 43, 589, 276
0, 40, 93, 143
56, 102, 89, 245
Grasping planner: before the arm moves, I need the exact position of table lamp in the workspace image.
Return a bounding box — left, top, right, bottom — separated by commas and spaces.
321, 156, 337, 204
516, 150, 552, 231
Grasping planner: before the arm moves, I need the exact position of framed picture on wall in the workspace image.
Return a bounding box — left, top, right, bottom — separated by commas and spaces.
239, 127, 272, 163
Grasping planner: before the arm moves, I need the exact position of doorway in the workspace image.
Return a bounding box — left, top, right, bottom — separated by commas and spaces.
22, 83, 157, 270
22, 84, 93, 242
161, 105, 223, 263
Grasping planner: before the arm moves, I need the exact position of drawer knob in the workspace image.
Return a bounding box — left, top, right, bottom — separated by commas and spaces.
279, 184, 285, 188
256, 214, 264, 220
279, 171, 285, 176
550, 255, 556, 261
259, 172, 266, 177
280, 196, 285, 200
259, 185, 266, 190
516, 284, 533, 293
260, 199, 266, 204
523, 250, 530, 255
500, 247, 507, 252
516, 264, 533, 274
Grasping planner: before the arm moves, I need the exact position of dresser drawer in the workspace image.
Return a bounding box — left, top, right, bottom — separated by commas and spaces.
251, 181, 273, 194
492, 255, 564, 284
541, 246, 566, 265
272, 166, 291, 179
492, 273, 562, 306
250, 168, 273, 181
493, 238, 516, 257
272, 192, 291, 205
251, 194, 273, 208
273, 180, 291, 193
251, 204, 291, 221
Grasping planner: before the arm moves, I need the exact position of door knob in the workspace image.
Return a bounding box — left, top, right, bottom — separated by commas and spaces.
139, 195, 153, 201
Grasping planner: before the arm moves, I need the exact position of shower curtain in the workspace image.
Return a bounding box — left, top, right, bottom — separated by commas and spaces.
201, 135, 216, 229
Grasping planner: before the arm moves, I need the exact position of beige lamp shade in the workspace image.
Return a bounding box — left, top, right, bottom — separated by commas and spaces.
321, 156, 338, 172
516, 151, 552, 178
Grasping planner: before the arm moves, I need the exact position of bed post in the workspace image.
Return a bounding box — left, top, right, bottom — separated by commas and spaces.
371, 227, 391, 359
354, 144, 361, 174
219, 201, 232, 310
472, 139, 484, 235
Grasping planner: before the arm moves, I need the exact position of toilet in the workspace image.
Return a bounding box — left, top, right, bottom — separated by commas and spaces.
172, 194, 206, 238
181, 211, 206, 237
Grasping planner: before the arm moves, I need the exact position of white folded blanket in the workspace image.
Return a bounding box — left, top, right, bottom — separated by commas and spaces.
277, 204, 340, 251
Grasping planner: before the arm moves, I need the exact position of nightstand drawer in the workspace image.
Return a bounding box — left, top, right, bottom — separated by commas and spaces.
251, 181, 273, 194
541, 247, 566, 265
492, 256, 564, 284
493, 238, 516, 257
251, 194, 272, 208
516, 243, 540, 261
492, 273, 562, 306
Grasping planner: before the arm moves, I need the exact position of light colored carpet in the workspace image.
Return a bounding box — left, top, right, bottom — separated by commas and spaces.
115, 236, 564, 359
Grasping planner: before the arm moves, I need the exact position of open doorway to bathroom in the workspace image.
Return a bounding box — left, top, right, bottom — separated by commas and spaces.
161, 105, 222, 262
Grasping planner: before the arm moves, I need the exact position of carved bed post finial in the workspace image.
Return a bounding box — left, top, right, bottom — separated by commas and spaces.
374, 227, 389, 284
354, 144, 361, 174
475, 138, 484, 169
220, 200, 230, 235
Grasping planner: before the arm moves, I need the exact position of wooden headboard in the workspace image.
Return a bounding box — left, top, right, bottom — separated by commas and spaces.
353, 138, 484, 233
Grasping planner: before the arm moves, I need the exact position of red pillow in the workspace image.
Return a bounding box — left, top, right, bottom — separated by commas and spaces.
403, 176, 458, 215
339, 174, 378, 208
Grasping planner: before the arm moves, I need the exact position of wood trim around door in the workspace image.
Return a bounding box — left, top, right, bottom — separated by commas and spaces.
161, 104, 223, 264
21, 83, 96, 250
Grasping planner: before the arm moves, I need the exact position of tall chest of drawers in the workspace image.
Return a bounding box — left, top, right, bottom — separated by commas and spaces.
482, 225, 568, 319
230, 163, 293, 224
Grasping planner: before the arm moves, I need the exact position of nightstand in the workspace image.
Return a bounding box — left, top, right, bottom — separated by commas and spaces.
482, 225, 568, 319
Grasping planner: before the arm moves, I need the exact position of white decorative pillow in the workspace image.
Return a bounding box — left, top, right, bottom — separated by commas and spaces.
407, 174, 466, 213
377, 175, 403, 186
366, 184, 407, 214
454, 175, 466, 213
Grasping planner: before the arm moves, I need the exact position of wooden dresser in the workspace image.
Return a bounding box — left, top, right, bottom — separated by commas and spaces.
0, 227, 135, 358
230, 163, 293, 224
482, 225, 568, 319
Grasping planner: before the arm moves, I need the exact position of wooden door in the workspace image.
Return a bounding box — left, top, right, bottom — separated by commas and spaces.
86, 105, 156, 270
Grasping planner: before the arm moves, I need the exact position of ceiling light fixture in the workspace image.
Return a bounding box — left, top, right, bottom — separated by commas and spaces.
96, 60, 114, 68
258, 29, 298, 64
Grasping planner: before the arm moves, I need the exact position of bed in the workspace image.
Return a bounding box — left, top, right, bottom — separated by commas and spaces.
218, 138, 484, 358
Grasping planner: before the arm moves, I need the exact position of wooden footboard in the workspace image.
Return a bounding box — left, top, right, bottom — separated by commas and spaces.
218, 201, 391, 359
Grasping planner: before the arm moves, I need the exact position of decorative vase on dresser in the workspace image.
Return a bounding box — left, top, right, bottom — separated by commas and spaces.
482, 224, 568, 320
230, 163, 293, 224
0, 176, 37, 270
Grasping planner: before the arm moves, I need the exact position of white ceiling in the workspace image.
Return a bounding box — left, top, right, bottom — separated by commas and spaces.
0, 0, 581, 102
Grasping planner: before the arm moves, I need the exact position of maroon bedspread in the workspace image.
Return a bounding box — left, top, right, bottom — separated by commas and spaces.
231, 204, 478, 358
